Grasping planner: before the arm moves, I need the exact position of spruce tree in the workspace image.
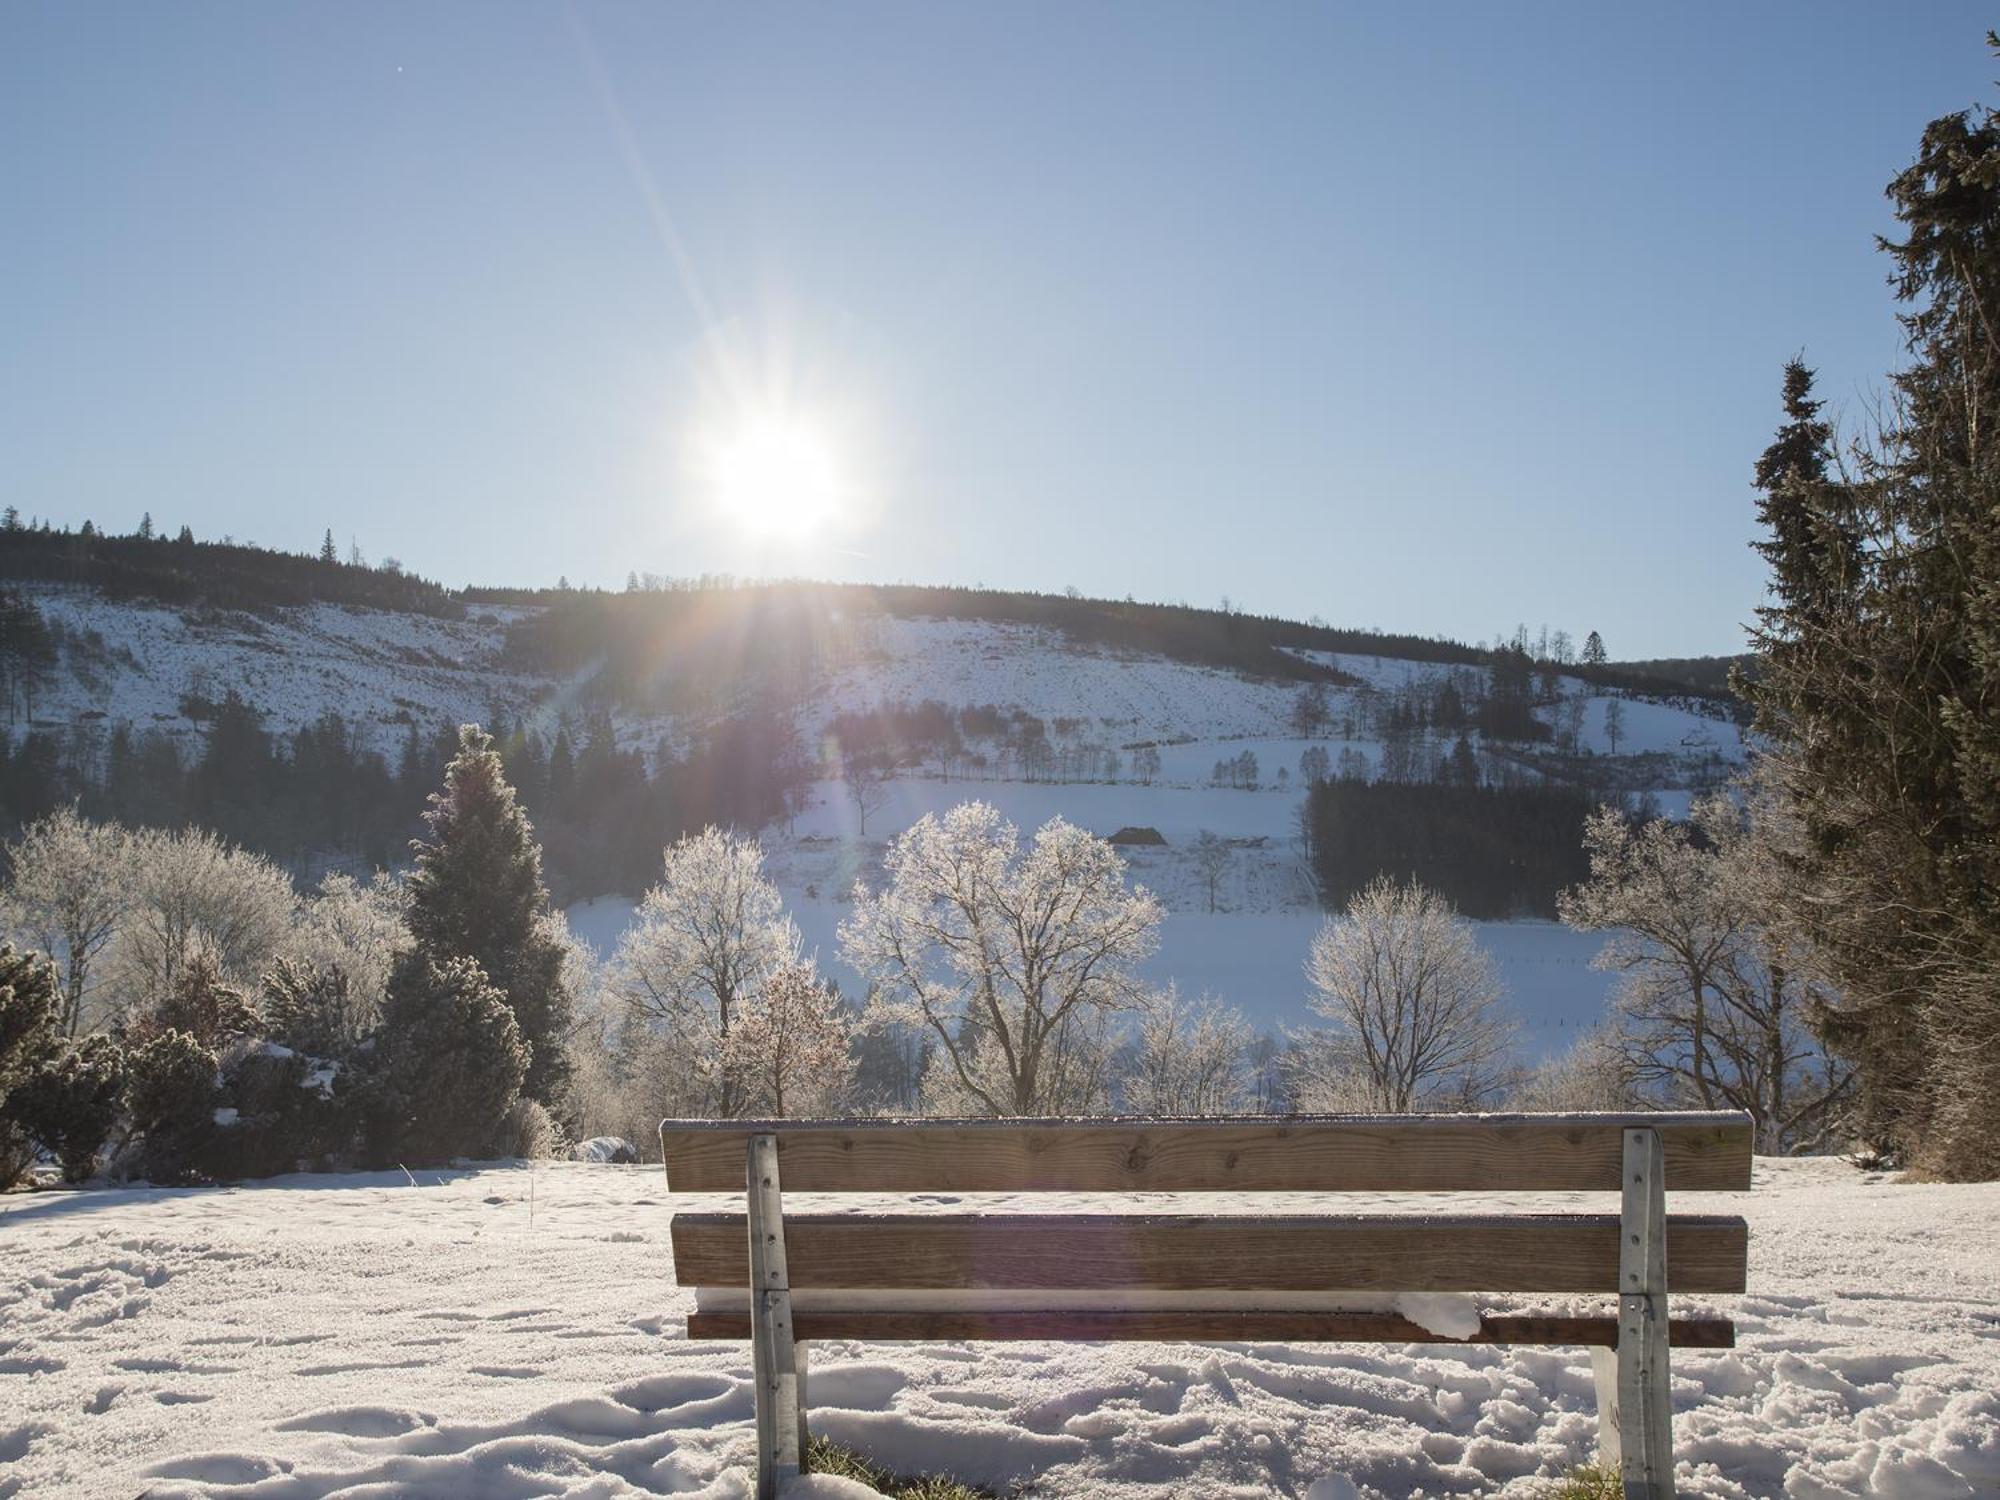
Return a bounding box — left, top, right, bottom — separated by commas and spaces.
405, 725, 573, 1106
1746, 42, 2000, 1176
319, 528, 338, 564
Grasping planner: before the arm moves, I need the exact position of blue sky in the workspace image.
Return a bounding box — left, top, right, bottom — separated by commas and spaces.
2, 5, 1992, 657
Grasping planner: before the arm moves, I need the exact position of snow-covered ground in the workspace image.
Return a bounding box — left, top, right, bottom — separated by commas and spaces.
2, 1158, 1994, 1498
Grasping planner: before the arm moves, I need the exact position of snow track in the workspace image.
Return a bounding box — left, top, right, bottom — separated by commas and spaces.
1, 1158, 1995, 1498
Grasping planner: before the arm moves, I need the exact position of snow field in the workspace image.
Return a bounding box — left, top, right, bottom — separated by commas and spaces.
1, 1158, 1995, 1498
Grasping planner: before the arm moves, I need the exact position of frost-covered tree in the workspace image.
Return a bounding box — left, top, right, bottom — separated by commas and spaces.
1509, 1024, 1641, 1112
1299, 745, 1331, 786
1581, 630, 1607, 666
1, 808, 132, 1035
1132, 745, 1162, 785
406, 725, 572, 1106
1297, 877, 1513, 1111
1124, 986, 1252, 1115
720, 961, 855, 1117
611, 827, 800, 1117
1560, 795, 1850, 1152
277, 872, 408, 1048
110, 829, 295, 1016
841, 802, 1160, 1116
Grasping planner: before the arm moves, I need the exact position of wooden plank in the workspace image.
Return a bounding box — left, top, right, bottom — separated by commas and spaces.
686, 1309, 1736, 1349
658, 1113, 1753, 1194
670, 1212, 1749, 1294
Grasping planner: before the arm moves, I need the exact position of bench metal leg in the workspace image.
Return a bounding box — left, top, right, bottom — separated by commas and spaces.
1617, 1127, 1674, 1500
1591, 1343, 1622, 1473
748, 1134, 803, 1499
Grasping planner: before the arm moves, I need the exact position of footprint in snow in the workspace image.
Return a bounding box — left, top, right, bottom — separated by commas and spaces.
273, 1405, 437, 1438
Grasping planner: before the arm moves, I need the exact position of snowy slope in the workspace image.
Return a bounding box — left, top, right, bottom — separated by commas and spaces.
21, 584, 546, 758
18, 584, 1749, 1053
1, 1157, 1993, 1499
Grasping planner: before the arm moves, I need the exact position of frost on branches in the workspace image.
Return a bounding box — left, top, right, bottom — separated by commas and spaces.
840, 801, 1161, 1116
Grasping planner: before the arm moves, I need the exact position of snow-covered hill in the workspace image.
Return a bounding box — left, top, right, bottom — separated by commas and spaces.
11, 584, 1751, 1052
2, 1157, 1993, 1499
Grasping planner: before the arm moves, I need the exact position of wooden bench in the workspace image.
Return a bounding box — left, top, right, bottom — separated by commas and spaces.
661, 1112, 1752, 1500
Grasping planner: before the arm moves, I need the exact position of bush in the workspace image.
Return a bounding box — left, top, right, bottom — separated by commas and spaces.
0, 944, 63, 1188
493, 1096, 564, 1160
122, 1030, 220, 1184
9, 1035, 127, 1183
364, 952, 527, 1166
132, 949, 260, 1050
200, 1040, 350, 1180
261, 958, 366, 1059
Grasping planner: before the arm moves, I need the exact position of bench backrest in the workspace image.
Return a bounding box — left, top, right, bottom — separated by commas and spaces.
662, 1112, 1752, 1298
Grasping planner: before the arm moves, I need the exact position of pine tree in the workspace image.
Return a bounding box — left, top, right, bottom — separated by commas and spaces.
1746, 42, 2000, 1176
405, 725, 573, 1107
319, 529, 338, 565
138, 511, 155, 541
366, 951, 527, 1163
1580, 630, 1607, 666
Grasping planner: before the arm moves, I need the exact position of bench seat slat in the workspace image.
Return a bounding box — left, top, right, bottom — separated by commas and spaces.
684, 1309, 1736, 1349
658, 1113, 1753, 1194
670, 1211, 1750, 1294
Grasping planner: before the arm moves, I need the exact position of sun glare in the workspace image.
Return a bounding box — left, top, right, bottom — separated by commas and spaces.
706, 414, 843, 537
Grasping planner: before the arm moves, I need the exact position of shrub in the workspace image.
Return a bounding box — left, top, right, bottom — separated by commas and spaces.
493, 1096, 563, 1160
201, 1040, 350, 1180
132, 948, 260, 1050
0, 944, 62, 1188
9, 1035, 127, 1183
261, 958, 366, 1059
122, 1029, 221, 1184
364, 952, 527, 1166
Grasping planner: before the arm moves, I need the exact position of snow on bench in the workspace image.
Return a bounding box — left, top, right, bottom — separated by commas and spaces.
660, 1112, 1752, 1500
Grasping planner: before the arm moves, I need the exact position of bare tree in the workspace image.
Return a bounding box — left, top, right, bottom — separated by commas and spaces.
721, 961, 855, 1117
611, 827, 800, 1117
1125, 986, 1253, 1115
1296, 877, 1514, 1111
844, 755, 893, 838
1190, 830, 1231, 914
841, 801, 1160, 1116
1603, 697, 1626, 755
1, 808, 131, 1035
1560, 794, 1852, 1152
1509, 1023, 1642, 1112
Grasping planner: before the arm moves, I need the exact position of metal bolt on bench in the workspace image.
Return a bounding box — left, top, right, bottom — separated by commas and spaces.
661, 1112, 1752, 1500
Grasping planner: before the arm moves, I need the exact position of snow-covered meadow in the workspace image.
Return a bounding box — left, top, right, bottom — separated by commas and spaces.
2, 1157, 1995, 1499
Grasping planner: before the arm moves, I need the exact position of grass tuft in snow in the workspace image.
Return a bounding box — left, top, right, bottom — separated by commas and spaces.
1545, 1465, 1621, 1499
806, 1435, 995, 1499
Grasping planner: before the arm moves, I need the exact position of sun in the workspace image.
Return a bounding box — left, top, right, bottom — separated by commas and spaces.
705, 413, 843, 537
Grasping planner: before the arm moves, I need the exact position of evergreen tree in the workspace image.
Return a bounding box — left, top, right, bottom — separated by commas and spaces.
1580, 630, 1607, 666
405, 725, 573, 1107
1746, 44, 2000, 1176
319, 528, 338, 565
365, 950, 527, 1164
138, 511, 155, 541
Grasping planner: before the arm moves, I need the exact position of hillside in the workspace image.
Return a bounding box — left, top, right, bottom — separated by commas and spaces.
0, 568, 1750, 1053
